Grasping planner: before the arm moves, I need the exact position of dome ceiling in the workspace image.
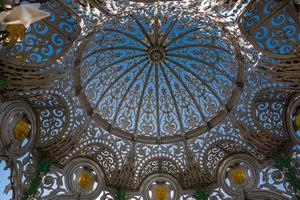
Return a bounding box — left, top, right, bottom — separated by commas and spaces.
75, 5, 245, 143
1, 0, 299, 199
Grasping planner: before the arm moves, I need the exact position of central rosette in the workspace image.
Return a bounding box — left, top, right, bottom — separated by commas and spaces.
147, 47, 166, 63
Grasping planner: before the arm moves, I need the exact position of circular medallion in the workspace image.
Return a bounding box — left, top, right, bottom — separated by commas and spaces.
140, 174, 182, 200
286, 94, 300, 143
218, 154, 259, 195
147, 47, 166, 63
0, 100, 37, 156
65, 157, 105, 199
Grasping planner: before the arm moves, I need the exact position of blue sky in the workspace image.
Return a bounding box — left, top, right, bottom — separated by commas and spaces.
0, 161, 12, 200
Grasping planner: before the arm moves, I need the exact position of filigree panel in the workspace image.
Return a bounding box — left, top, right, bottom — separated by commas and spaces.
254, 89, 292, 137
81, 119, 132, 162
63, 137, 122, 185
0, 61, 64, 97
239, 0, 300, 58
135, 143, 185, 186
188, 117, 261, 170
18, 88, 86, 147
138, 158, 182, 185
27, 94, 67, 143
36, 168, 68, 200
258, 166, 296, 199
74, 3, 245, 143
0, 0, 81, 66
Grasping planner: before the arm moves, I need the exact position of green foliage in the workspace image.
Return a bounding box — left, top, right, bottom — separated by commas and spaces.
21, 158, 54, 200
272, 154, 291, 170
272, 154, 300, 200
115, 188, 126, 200
0, 79, 6, 91
195, 186, 208, 200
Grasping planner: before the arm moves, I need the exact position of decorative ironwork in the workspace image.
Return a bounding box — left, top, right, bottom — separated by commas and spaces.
0, 100, 37, 156
287, 94, 300, 144
140, 173, 182, 200
254, 89, 291, 137
64, 157, 105, 199
239, 0, 300, 59
217, 154, 259, 196
0, 0, 81, 66
74, 4, 245, 144
0, 0, 299, 199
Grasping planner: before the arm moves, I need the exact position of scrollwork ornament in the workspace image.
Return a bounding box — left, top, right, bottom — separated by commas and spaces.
0, 100, 37, 156
217, 154, 259, 196
64, 157, 105, 199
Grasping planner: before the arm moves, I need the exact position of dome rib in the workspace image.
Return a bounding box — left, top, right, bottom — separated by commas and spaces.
75, 7, 245, 142
93, 58, 148, 110
112, 61, 150, 124
130, 14, 154, 46
155, 64, 161, 136
165, 57, 224, 106
159, 63, 185, 133
104, 28, 149, 48
83, 54, 147, 88
162, 60, 206, 123
134, 63, 154, 133
167, 53, 234, 83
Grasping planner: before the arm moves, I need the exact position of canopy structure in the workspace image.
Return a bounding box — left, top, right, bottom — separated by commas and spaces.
0, 0, 299, 200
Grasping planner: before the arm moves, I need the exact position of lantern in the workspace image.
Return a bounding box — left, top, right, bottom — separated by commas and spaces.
77, 169, 94, 189
153, 183, 169, 200
13, 120, 30, 142
229, 166, 247, 185
4, 24, 26, 44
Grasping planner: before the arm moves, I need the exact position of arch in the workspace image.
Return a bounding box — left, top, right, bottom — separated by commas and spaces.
247, 190, 290, 200
286, 93, 300, 144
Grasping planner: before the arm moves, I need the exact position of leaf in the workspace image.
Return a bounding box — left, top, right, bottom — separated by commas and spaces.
0, 79, 6, 91
195, 186, 208, 200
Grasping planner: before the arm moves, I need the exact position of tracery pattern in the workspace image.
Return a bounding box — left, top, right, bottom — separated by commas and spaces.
0, 0, 81, 66
21, 88, 85, 145
139, 158, 181, 185
233, 68, 291, 153
239, 0, 300, 58
36, 169, 67, 199
134, 142, 185, 188
72, 145, 118, 181
0, 0, 297, 198
76, 4, 244, 142
258, 166, 296, 199
254, 89, 291, 137
0, 60, 64, 97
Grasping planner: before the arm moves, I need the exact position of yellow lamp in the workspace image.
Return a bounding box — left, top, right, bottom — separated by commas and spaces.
4, 24, 26, 44
229, 167, 247, 185
153, 184, 169, 200
13, 120, 30, 142
295, 114, 300, 128
77, 170, 94, 189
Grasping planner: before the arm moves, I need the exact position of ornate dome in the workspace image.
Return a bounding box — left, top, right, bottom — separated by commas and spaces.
74, 6, 244, 143
1, 0, 300, 199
